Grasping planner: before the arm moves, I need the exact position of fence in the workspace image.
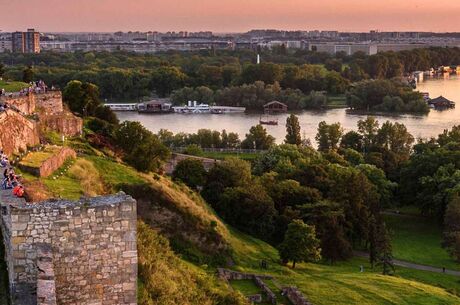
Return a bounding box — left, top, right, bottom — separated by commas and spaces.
171, 147, 268, 154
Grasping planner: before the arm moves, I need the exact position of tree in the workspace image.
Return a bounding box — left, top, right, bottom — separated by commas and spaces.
150, 66, 186, 97
216, 184, 277, 240
242, 125, 275, 150
114, 121, 170, 172
315, 121, 343, 151
302, 201, 352, 264
202, 158, 252, 205
278, 220, 321, 268
22, 65, 34, 83
443, 196, 460, 262
63, 80, 102, 116
340, 131, 363, 152
0, 63, 5, 78
172, 158, 207, 189
285, 114, 302, 145
94, 105, 119, 125
357, 117, 379, 152
374, 221, 394, 275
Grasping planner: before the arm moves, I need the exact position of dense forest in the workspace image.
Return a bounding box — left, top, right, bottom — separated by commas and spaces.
1, 47, 460, 112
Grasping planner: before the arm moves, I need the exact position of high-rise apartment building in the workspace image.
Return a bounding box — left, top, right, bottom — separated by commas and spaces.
12, 29, 40, 53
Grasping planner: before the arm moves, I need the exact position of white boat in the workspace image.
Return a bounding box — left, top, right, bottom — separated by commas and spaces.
173, 101, 211, 113
172, 101, 246, 114
104, 103, 138, 111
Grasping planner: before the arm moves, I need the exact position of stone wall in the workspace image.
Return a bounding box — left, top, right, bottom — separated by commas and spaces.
1, 95, 35, 115
0, 92, 63, 116
19, 147, 77, 178
217, 268, 273, 281
0, 110, 40, 156
282, 286, 313, 305
38, 113, 83, 137
0, 192, 138, 305
254, 277, 276, 305
34, 92, 63, 115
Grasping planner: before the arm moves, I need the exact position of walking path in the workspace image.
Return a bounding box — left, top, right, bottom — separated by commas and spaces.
354, 251, 460, 276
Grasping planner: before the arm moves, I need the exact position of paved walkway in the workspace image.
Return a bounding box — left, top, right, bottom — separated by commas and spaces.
354, 251, 460, 276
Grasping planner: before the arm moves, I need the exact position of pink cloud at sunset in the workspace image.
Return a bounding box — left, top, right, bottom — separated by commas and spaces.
1, 0, 459, 32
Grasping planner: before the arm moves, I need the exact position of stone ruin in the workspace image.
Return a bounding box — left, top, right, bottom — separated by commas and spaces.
18, 147, 77, 178
0, 190, 138, 305
217, 268, 276, 304
0, 91, 137, 305
0, 91, 83, 157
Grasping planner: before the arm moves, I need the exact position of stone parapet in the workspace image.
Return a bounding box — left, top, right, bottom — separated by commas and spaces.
0, 192, 138, 305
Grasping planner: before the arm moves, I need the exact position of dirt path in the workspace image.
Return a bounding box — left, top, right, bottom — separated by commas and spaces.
354, 251, 460, 276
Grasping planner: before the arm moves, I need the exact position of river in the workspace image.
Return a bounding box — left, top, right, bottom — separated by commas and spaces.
116, 74, 460, 143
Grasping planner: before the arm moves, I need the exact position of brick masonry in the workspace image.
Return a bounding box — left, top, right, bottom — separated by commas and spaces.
0, 192, 138, 305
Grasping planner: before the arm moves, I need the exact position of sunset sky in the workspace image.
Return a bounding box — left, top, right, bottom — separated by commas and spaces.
1, 0, 460, 32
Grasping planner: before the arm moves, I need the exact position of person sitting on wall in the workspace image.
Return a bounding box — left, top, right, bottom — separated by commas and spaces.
2, 177, 12, 190
12, 185, 24, 198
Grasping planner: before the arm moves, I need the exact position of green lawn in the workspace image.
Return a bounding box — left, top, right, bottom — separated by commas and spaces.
227, 226, 460, 305
385, 214, 460, 271
230, 279, 261, 295
0, 80, 29, 92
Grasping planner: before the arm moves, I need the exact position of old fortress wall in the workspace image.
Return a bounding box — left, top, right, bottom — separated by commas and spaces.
0, 192, 138, 305
0, 91, 82, 157
0, 91, 137, 305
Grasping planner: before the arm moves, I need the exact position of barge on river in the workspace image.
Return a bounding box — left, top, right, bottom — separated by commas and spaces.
172, 101, 245, 114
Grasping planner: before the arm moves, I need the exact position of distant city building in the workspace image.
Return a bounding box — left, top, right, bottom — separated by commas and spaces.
12, 29, 40, 53
0, 32, 12, 52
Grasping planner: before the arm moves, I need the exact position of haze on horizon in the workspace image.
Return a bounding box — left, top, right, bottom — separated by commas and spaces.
1, 0, 460, 33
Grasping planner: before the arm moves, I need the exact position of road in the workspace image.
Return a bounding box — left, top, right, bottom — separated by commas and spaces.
354, 251, 460, 276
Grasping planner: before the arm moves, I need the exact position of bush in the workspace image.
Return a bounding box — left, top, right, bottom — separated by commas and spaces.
184, 144, 204, 156
172, 158, 207, 189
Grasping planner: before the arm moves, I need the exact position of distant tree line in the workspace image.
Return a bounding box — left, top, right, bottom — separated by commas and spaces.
2, 47, 459, 111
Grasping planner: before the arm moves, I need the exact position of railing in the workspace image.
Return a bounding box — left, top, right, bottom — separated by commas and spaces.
170, 146, 268, 154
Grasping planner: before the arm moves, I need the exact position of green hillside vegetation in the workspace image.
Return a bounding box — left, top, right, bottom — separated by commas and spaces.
0, 80, 29, 92
24, 150, 460, 304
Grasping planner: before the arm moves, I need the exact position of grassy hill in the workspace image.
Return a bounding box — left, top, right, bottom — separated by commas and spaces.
0, 80, 29, 92
18, 145, 460, 305
385, 213, 460, 271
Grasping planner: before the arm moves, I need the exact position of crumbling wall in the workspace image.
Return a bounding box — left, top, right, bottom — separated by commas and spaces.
39, 113, 83, 137
0, 110, 40, 156
282, 287, 313, 305
34, 92, 63, 115
0, 192, 138, 305
1, 95, 35, 115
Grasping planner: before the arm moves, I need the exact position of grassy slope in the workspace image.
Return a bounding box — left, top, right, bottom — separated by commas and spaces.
385, 213, 460, 271
229, 229, 460, 304
22, 153, 460, 304
0, 80, 28, 92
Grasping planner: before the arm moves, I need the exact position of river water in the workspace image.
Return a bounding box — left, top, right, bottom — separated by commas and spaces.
116, 74, 460, 143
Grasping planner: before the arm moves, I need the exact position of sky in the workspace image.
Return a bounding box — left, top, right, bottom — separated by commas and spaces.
1, 0, 460, 33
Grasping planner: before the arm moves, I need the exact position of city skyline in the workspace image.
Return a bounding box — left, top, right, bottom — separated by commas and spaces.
1, 0, 460, 33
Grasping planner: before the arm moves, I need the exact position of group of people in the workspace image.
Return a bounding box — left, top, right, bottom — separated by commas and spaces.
0, 151, 24, 198
0, 80, 52, 98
